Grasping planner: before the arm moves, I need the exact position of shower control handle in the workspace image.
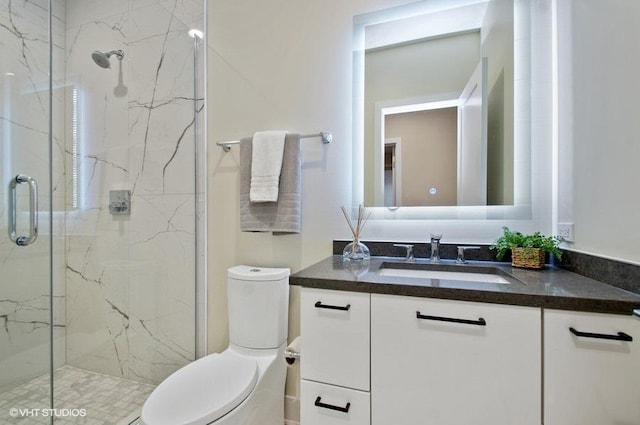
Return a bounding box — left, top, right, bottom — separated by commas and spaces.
109, 190, 131, 215
9, 174, 38, 246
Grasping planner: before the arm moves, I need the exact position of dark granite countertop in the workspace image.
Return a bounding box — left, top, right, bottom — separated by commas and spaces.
290, 256, 640, 315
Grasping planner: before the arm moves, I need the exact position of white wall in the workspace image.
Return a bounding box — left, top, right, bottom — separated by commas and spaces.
206, 0, 555, 407
207, 0, 421, 402
556, 0, 640, 264
205, 0, 639, 418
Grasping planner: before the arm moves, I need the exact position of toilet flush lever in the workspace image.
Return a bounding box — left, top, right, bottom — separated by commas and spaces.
284, 336, 301, 365
284, 348, 300, 365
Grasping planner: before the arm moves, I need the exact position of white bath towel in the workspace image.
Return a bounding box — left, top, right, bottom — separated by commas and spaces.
240, 134, 302, 233
250, 130, 287, 202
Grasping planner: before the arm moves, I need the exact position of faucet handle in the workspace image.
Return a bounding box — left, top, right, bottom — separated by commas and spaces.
430, 233, 443, 242
456, 246, 480, 264
393, 244, 415, 262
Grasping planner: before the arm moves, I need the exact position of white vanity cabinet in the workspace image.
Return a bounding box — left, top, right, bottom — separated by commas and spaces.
299, 285, 639, 425
300, 288, 371, 425
370, 294, 541, 425
544, 309, 640, 425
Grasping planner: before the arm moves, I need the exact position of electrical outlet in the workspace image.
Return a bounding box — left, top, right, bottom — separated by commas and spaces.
557, 223, 574, 243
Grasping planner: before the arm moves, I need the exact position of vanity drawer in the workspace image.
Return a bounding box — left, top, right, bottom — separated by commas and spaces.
301, 288, 370, 391
544, 309, 640, 425
301, 379, 370, 425
371, 294, 541, 425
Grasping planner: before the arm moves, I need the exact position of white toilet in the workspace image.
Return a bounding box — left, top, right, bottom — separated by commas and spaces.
140, 265, 290, 425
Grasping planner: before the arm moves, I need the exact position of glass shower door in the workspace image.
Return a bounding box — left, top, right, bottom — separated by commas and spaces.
0, 0, 54, 421
1, 0, 206, 422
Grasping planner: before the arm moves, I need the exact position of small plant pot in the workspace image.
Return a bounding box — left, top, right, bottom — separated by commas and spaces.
511, 247, 545, 269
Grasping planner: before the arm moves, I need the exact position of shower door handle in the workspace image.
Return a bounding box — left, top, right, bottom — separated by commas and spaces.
9, 174, 38, 246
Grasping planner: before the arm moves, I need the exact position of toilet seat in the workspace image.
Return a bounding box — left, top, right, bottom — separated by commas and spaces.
141, 350, 259, 425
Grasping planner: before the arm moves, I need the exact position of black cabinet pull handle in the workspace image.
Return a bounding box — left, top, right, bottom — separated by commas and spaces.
314, 396, 351, 413
416, 311, 486, 326
569, 327, 633, 342
315, 301, 351, 311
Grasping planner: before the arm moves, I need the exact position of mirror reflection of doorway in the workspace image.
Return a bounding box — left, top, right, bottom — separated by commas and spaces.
384, 138, 401, 207
458, 57, 488, 206
384, 107, 458, 206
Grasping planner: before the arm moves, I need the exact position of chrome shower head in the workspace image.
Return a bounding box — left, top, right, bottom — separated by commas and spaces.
91, 49, 124, 69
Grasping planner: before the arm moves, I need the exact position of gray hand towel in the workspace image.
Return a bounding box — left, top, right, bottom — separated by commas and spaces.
240, 133, 301, 233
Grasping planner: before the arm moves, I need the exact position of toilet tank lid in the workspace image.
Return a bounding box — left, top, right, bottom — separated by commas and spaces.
228, 265, 290, 281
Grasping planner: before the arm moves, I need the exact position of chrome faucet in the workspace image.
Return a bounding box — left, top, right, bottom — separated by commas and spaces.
456, 246, 480, 264
429, 233, 442, 263
394, 244, 415, 262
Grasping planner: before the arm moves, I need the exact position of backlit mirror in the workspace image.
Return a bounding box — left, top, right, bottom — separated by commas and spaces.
353, 0, 530, 219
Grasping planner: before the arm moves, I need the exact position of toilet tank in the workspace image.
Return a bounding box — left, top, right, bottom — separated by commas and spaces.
227, 265, 290, 349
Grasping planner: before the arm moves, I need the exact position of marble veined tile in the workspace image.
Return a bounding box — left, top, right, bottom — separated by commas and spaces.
65, 265, 132, 379
0, 235, 62, 393
127, 100, 197, 195
1, 0, 205, 393
65, 0, 129, 29
127, 4, 194, 101
64, 193, 198, 384
159, 0, 205, 29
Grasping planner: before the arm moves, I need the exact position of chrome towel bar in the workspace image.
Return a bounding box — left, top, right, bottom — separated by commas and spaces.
216, 131, 332, 152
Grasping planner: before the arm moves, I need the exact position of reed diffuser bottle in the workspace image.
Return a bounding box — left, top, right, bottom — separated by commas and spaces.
340, 204, 371, 262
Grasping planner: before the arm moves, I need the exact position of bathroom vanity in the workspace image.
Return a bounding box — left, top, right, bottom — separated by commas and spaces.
291, 256, 640, 425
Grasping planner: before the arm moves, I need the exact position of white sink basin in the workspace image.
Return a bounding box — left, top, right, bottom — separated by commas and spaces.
377, 268, 511, 284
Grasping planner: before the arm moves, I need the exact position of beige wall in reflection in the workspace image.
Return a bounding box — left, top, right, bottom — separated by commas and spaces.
385, 108, 458, 206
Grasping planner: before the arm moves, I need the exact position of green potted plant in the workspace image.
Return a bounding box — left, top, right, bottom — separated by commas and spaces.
490, 227, 562, 269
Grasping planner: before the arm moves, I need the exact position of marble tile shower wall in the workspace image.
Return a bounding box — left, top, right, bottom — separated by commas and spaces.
63, 0, 204, 384
0, 0, 67, 394
1, 0, 204, 392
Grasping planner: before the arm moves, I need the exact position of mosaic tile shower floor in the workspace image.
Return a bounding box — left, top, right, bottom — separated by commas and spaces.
0, 366, 155, 424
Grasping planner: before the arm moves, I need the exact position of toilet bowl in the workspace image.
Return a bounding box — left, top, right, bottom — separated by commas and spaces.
140, 266, 290, 425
